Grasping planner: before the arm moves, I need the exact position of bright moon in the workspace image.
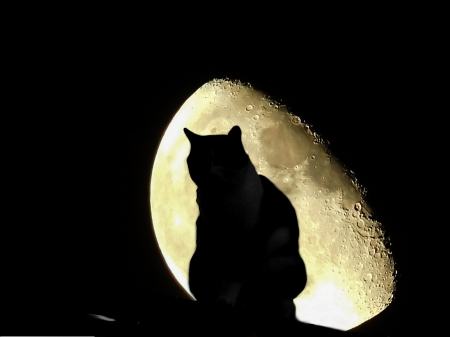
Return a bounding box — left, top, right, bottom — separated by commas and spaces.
150, 79, 396, 330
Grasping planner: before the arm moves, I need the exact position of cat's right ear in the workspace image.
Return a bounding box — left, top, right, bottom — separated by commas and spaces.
184, 128, 196, 142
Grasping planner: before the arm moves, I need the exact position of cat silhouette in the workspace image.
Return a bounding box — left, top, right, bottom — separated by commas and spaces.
184, 125, 307, 332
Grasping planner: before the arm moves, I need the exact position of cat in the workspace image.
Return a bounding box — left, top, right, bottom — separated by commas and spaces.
184, 125, 307, 328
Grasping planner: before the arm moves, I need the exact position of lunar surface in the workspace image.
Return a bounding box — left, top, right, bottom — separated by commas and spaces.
150, 79, 396, 330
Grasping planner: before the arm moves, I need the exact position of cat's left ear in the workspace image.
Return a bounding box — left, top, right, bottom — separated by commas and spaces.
228, 125, 242, 139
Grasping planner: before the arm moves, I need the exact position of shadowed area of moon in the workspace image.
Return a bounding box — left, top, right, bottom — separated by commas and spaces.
150, 79, 396, 330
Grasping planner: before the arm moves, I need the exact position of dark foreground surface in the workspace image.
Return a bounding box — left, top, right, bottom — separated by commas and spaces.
1, 294, 390, 337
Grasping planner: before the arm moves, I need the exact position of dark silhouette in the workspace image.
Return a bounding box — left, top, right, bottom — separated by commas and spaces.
184, 125, 308, 334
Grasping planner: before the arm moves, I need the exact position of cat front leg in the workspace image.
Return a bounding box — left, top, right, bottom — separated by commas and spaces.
216, 280, 242, 308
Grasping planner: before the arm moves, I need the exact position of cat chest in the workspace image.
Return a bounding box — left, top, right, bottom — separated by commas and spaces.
197, 193, 263, 230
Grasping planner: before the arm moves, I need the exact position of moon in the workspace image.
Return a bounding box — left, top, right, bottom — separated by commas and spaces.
150, 79, 396, 330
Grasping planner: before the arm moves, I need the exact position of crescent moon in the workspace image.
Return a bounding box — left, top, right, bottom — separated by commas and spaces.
150, 79, 396, 330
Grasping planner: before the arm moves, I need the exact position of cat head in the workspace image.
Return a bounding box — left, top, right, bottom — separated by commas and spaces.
184, 125, 249, 188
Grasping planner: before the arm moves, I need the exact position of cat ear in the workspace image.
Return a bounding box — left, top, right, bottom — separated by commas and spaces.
228, 125, 242, 139
184, 128, 197, 142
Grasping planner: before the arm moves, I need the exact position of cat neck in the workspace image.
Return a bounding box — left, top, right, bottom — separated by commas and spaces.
196, 160, 264, 228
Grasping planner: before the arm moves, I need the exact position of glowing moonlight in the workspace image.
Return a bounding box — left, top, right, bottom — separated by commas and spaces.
150, 79, 396, 330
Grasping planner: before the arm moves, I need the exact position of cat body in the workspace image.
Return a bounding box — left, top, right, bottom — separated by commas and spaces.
184, 126, 307, 323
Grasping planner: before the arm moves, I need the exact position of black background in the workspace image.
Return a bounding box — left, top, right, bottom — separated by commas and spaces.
3, 28, 428, 336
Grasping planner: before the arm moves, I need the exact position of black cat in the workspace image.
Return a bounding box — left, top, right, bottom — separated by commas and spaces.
184, 125, 307, 327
